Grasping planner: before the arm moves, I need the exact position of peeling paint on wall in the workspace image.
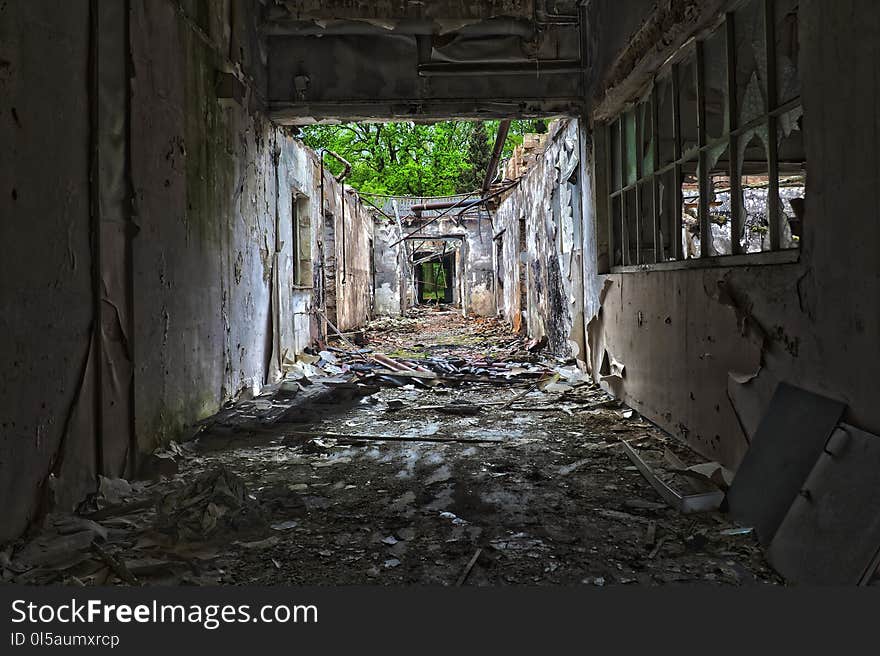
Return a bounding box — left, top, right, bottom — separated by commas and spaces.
374, 213, 495, 317
494, 119, 586, 359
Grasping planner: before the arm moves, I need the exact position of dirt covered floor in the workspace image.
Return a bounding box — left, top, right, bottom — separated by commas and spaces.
3, 308, 782, 586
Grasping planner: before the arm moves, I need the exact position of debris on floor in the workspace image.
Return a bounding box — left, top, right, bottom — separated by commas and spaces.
1, 309, 781, 586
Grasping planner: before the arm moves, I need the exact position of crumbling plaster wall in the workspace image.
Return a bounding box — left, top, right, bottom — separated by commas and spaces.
382, 215, 495, 316
131, 0, 375, 446
130, 0, 280, 452
0, 0, 96, 543
320, 182, 375, 333
582, 0, 880, 469
0, 0, 376, 543
494, 120, 586, 359
373, 217, 405, 316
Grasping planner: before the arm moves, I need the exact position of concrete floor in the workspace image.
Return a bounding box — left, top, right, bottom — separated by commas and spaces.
3, 310, 780, 586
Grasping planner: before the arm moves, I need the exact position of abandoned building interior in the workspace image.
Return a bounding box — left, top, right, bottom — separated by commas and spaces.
2, 0, 879, 587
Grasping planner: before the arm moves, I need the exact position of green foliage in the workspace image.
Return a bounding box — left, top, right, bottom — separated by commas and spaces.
300, 119, 550, 196
457, 122, 491, 192
421, 261, 448, 301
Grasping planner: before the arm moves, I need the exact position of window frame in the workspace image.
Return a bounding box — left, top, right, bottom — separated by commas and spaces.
292, 192, 313, 288
602, 0, 804, 273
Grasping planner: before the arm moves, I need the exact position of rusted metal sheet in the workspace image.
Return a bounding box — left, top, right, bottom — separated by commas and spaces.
620, 441, 724, 514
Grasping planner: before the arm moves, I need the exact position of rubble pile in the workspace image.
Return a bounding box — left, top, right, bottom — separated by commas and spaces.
156, 467, 265, 541
0, 309, 783, 587
282, 308, 565, 392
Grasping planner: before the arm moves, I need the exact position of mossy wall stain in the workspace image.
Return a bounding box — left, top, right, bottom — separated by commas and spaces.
133, 0, 275, 451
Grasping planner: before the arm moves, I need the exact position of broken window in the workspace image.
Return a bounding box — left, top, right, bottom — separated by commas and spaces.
603, 0, 804, 270
293, 194, 312, 286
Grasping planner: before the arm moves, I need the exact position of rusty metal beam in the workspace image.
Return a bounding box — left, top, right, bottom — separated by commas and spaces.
482, 119, 511, 195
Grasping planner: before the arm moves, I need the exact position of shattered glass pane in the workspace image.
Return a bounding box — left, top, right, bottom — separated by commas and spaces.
777, 107, 805, 249
639, 181, 656, 264
703, 22, 729, 142
681, 159, 700, 258
678, 50, 699, 155
624, 187, 638, 264
610, 120, 622, 191
658, 169, 676, 261
735, 0, 768, 127
736, 123, 772, 253
775, 0, 800, 106
657, 75, 675, 167
705, 143, 733, 256
624, 109, 638, 186
639, 98, 655, 177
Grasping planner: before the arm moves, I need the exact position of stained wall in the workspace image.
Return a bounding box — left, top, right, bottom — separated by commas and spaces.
494, 120, 587, 360
0, 0, 375, 543
582, 0, 880, 469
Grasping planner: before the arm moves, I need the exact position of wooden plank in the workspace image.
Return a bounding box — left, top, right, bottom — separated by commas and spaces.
456, 548, 483, 586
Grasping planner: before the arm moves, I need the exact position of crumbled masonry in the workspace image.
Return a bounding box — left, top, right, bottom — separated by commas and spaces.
2, 311, 778, 586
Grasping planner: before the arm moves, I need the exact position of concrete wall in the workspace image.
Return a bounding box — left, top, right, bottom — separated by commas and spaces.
495, 120, 587, 359
581, 0, 880, 469
375, 214, 495, 316
129, 0, 375, 446
130, 0, 281, 452
0, 0, 96, 542
0, 0, 376, 543
373, 217, 405, 316
321, 183, 375, 333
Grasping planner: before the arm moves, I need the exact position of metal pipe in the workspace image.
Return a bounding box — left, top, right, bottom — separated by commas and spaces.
482, 119, 511, 195
417, 60, 582, 78
262, 17, 537, 38
410, 198, 483, 215
359, 193, 396, 222
341, 179, 346, 284
318, 149, 326, 339
321, 149, 351, 182
388, 181, 518, 248
319, 149, 351, 286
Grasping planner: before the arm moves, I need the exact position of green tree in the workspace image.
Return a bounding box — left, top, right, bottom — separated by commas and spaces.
457, 121, 491, 192
299, 118, 553, 197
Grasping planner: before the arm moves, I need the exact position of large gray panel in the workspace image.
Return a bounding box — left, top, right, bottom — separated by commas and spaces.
726, 382, 845, 545
768, 424, 880, 585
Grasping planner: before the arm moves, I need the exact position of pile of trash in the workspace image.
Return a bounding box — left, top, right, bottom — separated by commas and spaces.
280, 345, 557, 390
366, 315, 422, 332
1, 466, 266, 585
156, 467, 264, 542
277, 314, 566, 392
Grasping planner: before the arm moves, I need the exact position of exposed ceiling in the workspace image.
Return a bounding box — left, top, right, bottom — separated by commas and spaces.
262, 0, 587, 124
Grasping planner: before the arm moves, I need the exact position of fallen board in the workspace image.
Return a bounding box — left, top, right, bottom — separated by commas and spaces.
768, 424, 880, 585
726, 382, 846, 545
620, 441, 724, 514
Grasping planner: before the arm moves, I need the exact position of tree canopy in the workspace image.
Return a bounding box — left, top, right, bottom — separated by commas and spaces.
300, 119, 547, 197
